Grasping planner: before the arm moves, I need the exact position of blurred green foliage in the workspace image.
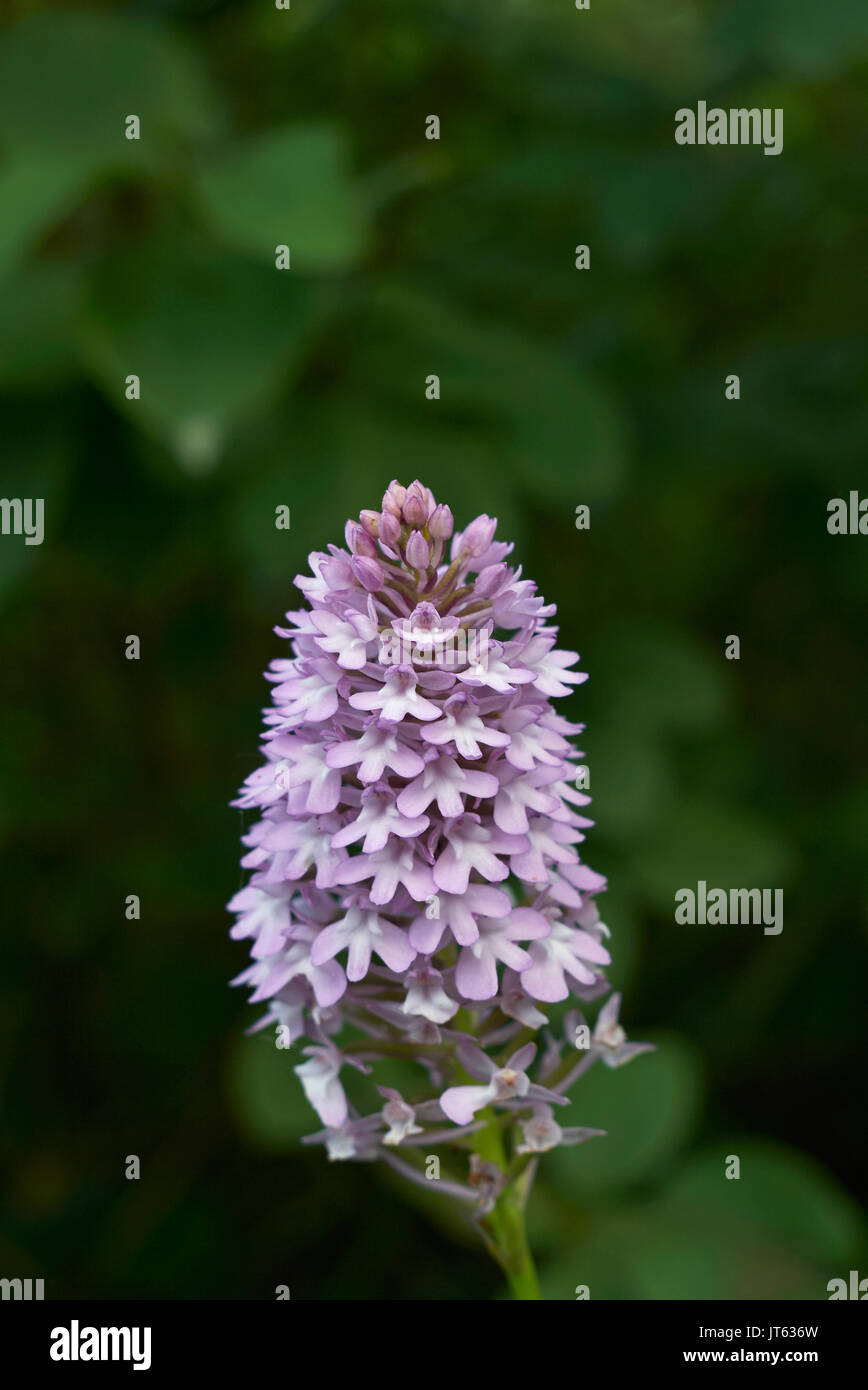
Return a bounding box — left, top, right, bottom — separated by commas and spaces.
0, 0, 866, 1299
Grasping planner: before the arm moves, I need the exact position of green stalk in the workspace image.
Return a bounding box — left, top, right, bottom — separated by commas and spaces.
474, 1110, 541, 1300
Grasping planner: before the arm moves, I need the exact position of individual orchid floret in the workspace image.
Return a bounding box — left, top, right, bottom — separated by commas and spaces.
293, 1044, 350, 1128
350, 665, 442, 723
589, 992, 656, 1069
378, 1088, 425, 1146
439, 1042, 567, 1124
227, 481, 649, 1300
301, 1112, 384, 1162
309, 605, 378, 670
402, 963, 459, 1023
517, 1106, 607, 1155
453, 908, 550, 1000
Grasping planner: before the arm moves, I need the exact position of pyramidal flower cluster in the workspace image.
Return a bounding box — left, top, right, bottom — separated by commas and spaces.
228, 480, 650, 1217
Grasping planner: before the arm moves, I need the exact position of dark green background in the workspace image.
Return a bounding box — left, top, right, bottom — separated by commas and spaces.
1, 0, 866, 1299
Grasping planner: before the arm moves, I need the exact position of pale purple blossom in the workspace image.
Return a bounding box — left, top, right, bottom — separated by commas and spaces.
228, 481, 649, 1213
379, 1088, 424, 1145
350, 666, 442, 722
589, 992, 657, 1068
294, 1044, 349, 1127
517, 1107, 606, 1155
440, 1043, 566, 1124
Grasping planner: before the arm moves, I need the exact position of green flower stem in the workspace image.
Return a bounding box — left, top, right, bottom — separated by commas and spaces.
474, 1111, 541, 1301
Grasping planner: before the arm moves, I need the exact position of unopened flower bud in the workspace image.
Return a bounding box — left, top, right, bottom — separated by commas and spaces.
402, 496, 427, 528
405, 530, 430, 570
359, 510, 380, 539
382, 480, 406, 516
378, 511, 401, 548
413, 479, 436, 509
402, 481, 430, 528
428, 503, 454, 540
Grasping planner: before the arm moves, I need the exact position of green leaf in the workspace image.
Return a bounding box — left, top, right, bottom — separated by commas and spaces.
546, 1032, 703, 1195
226, 1034, 314, 1152
538, 1209, 721, 1301
80, 239, 324, 472
660, 1141, 863, 1266
195, 124, 370, 271
547, 1200, 820, 1300
0, 262, 85, 385
538, 1133, 862, 1301
593, 149, 741, 266
0, 154, 94, 284
711, 0, 868, 79
0, 12, 219, 162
